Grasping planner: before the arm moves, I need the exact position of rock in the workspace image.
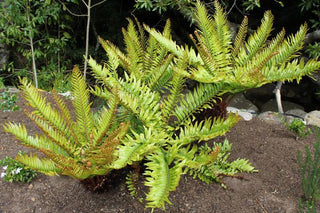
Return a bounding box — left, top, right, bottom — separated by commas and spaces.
285, 109, 307, 119
304, 110, 320, 127
260, 99, 304, 113
228, 93, 259, 113
58, 91, 73, 99
0, 87, 20, 94
227, 107, 253, 121
258, 111, 283, 125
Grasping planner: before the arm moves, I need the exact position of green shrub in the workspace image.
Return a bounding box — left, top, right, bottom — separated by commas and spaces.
281, 118, 312, 139
0, 154, 37, 183
0, 88, 21, 112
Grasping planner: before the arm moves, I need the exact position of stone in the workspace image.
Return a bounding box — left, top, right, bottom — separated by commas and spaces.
285, 109, 307, 119
304, 110, 320, 127
0, 86, 19, 93
257, 111, 283, 125
227, 107, 253, 121
260, 99, 304, 113
228, 93, 259, 113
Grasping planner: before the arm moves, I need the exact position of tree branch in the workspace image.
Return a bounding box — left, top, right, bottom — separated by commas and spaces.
81, 0, 88, 8
91, 0, 107, 8
56, 0, 87, 17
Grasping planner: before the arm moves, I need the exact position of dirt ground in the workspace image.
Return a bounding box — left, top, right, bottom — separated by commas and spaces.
0, 92, 319, 213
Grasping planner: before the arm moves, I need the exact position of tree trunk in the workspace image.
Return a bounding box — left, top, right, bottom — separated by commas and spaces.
274, 81, 283, 114
27, 1, 38, 88
83, 0, 91, 79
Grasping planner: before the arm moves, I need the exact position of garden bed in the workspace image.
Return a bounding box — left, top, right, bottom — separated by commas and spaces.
0, 92, 319, 212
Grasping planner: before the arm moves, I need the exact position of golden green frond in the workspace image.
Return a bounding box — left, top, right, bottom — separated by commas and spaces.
236, 10, 274, 66
122, 19, 144, 75
71, 66, 94, 144
26, 112, 76, 156
212, 0, 232, 64
264, 58, 320, 83
3, 122, 69, 156
113, 74, 163, 127
194, 1, 216, 57
112, 128, 167, 169
173, 83, 223, 126
92, 94, 118, 147
235, 28, 285, 77
161, 73, 185, 123
15, 153, 61, 176
99, 37, 125, 70
145, 54, 174, 91
177, 113, 239, 145
133, 16, 147, 50
52, 91, 80, 145
19, 78, 71, 139
232, 16, 248, 59
145, 25, 202, 65
177, 145, 221, 183
194, 1, 232, 74
144, 150, 183, 209
267, 23, 307, 66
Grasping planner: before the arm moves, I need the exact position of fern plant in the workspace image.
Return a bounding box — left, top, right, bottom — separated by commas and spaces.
3, 66, 129, 179
146, 1, 320, 93
88, 17, 256, 210
89, 57, 255, 209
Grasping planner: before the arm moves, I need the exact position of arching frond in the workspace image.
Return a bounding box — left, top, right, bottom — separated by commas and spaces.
145, 25, 202, 65
71, 66, 94, 144
19, 78, 71, 140
112, 128, 167, 169
264, 58, 320, 83
194, 1, 232, 74
15, 153, 61, 176
92, 94, 118, 147
144, 150, 183, 209
3, 122, 69, 156
52, 91, 80, 146
236, 10, 274, 66
26, 112, 76, 156
232, 16, 248, 59
173, 83, 223, 126
145, 54, 174, 91
99, 37, 126, 70
122, 18, 144, 75
267, 23, 307, 66
161, 73, 185, 123
176, 113, 239, 145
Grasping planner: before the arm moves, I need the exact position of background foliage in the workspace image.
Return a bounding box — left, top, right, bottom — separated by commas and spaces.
0, 0, 319, 90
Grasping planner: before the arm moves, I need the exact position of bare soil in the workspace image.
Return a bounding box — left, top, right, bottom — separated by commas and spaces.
0, 92, 319, 213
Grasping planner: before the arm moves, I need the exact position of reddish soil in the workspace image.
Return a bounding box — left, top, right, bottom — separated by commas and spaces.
0, 92, 319, 213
